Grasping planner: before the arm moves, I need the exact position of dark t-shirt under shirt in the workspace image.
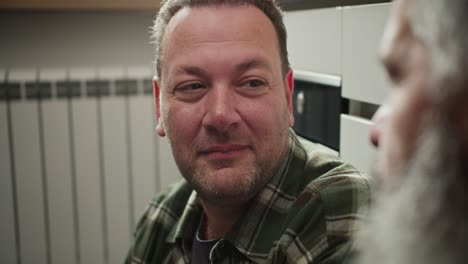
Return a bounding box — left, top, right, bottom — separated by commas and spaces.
192, 214, 219, 264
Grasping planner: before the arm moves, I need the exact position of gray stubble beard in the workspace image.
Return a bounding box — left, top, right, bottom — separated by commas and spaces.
356, 123, 468, 264
191, 165, 262, 207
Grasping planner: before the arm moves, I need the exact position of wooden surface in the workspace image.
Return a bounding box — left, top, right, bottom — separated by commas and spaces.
0, 0, 160, 11
0, 0, 393, 11
281, 0, 391, 11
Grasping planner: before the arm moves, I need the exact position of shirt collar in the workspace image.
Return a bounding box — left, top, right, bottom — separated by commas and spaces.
167, 190, 202, 244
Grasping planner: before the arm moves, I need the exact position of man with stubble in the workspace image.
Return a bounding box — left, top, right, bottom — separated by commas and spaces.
126, 0, 369, 263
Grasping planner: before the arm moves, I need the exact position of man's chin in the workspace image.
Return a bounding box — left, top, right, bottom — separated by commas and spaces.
188, 167, 262, 206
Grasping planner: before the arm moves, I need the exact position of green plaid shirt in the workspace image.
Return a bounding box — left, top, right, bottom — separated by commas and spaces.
126, 130, 370, 263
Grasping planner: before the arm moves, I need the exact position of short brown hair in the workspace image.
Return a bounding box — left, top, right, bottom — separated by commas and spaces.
152, 0, 289, 81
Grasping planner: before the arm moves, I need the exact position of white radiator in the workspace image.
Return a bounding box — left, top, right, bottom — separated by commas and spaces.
0, 66, 180, 264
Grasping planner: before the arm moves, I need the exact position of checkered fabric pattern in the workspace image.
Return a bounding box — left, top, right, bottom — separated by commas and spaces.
126, 129, 370, 264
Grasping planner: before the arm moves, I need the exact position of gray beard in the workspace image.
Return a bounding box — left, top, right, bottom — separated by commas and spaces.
356, 124, 468, 264
190, 165, 263, 207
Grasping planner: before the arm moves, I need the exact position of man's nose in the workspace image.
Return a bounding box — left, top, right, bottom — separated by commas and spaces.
202, 87, 240, 132
369, 105, 390, 147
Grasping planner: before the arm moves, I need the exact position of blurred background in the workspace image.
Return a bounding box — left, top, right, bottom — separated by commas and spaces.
1, 0, 389, 263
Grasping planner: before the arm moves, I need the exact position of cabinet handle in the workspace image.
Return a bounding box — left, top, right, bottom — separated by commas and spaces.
296, 91, 305, 114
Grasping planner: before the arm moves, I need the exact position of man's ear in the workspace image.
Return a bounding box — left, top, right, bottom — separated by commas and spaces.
153, 78, 166, 137
285, 69, 295, 127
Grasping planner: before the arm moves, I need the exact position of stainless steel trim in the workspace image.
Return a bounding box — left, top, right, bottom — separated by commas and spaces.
296, 90, 305, 114
293, 69, 341, 87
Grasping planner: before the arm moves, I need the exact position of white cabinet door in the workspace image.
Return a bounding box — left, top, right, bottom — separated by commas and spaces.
340, 114, 376, 175
285, 7, 341, 75
342, 3, 391, 105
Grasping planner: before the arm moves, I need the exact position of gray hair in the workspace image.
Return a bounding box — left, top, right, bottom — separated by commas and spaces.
410, 0, 468, 105
356, 3, 468, 263
357, 120, 468, 264
151, 0, 289, 81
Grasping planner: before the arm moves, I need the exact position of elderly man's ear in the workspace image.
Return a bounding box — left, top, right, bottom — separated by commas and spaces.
153, 78, 166, 137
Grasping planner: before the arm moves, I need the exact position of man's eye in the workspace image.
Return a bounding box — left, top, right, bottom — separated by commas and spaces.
246, 79, 267, 88
177, 83, 205, 91
174, 82, 206, 101
237, 78, 269, 97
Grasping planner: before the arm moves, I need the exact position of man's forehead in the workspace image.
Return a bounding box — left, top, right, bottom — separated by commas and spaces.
164, 5, 274, 40
165, 6, 191, 35
160, 4, 280, 66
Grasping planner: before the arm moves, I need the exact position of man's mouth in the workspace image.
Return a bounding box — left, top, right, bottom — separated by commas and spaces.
200, 144, 248, 160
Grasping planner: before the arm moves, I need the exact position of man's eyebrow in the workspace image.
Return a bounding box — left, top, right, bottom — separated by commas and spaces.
174, 58, 271, 78
234, 59, 272, 74
175, 66, 209, 79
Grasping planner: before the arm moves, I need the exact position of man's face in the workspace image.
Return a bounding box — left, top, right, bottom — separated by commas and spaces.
370, 0, 432, 183
154, 5, 294, 205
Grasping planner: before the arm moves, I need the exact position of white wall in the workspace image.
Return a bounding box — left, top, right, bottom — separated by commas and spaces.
0, 12, 154, 68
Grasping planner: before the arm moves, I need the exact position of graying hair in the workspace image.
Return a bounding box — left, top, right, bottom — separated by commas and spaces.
357, 122, 468, 264
357, 2, 468, 263
410, 0, 468, 104
151, 0, 289, 81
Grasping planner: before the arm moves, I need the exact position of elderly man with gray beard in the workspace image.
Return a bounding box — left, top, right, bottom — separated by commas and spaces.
357, 0, 468, 263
